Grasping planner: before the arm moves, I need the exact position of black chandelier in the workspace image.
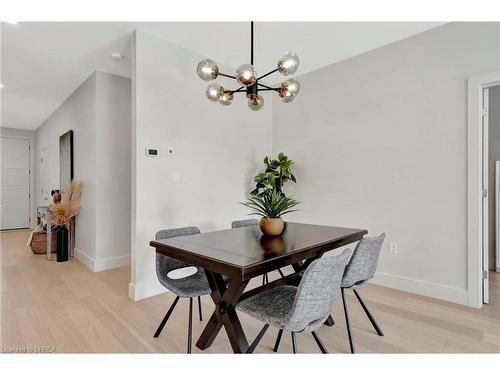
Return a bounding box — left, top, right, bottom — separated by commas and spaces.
196, 22, 300, 111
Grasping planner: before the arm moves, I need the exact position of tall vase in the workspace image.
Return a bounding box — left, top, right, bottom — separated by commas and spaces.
56, 226, 69, 262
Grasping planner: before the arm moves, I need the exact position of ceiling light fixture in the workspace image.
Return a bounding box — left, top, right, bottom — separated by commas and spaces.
5, 21, 19, 25
0, 83, 4, 89
196, 22, 300, 111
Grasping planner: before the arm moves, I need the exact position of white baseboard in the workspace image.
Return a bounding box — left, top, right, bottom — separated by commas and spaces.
371, 271, 469, 306
75, 248, 131, 272
126, 270, 471, 304
75, 249, 95, 270
94, 254, 131, 272
128, 279, 167, 301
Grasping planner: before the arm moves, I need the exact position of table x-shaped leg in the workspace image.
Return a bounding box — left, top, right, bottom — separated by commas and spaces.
196, 271, 250, 353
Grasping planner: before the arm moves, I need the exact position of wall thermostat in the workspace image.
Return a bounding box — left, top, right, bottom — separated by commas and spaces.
146, 148, 159, 157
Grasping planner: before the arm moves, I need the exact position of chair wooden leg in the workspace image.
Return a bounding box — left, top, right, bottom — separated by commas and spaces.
153, 295, 180, 338
273, 329, 283, 352
187, 297, 193, 353
353, 289, 384, 336
291, 332, 297, 354
341, 288, 355, 354
197, 295, 203, 321
311, 331, 328, 354
246, 324, 269, 353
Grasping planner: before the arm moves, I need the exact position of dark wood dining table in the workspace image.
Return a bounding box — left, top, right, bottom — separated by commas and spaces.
150, 222, 367, 353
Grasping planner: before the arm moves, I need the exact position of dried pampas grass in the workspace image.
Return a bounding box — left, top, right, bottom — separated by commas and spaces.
49, 180, 83, 227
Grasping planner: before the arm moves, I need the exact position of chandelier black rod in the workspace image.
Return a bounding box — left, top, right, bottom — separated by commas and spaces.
224, 86, 245, 94
219, 23, 282, 95
257, 88, 280, 92
257, 68, 279, 81
251, 21, 254, 65
257, 82, 280, 91
225, 82, 280, 94
219, 72, 236, 79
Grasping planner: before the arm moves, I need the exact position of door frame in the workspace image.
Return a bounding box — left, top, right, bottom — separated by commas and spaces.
0, 133, 33, 230
482, 87, 489, 305
467, 71, 500, 308
496, 161, 500, 273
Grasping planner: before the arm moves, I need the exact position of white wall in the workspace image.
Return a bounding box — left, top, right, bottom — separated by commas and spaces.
489, 85, 500, 271
0, 127, 36, 228
35, 71, 131, 271
95, 71, 132, 265
272, 22, 500, 305
130, 30, 273, 300
36, 73, 97, 260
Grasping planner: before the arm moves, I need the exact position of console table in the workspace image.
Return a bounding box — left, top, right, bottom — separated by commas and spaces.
36, 206, 52, 260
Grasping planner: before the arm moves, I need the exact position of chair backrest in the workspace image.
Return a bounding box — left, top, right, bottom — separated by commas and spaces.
155, 227, 201, 276
286, 248, 353, 332
342, 233, 385, 288
231, 218, 259, 228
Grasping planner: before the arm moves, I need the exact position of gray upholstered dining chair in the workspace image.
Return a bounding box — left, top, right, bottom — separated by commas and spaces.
340, 233, 385, 354
236, 248, 353, 353
231, 218, 259, 229
153, 226, 210, 353
231, 219, 285, 284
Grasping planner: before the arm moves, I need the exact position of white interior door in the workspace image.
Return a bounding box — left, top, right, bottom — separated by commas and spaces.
0, 137, 30, 230
482, 88, 490, 304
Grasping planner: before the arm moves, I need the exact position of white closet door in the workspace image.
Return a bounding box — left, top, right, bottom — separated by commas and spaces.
0, 137, 30, 230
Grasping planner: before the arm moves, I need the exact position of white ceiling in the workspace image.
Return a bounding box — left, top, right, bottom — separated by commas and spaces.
1, 22, 444, 130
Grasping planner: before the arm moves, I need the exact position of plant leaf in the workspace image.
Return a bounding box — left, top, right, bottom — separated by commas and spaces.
240, 188, 300, 218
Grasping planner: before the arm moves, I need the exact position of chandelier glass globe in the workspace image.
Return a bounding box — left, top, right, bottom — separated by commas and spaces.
218, 91, 234, 106
197, 59, 219, 81
277, 52, 300, 76
279, 79, 301, 103
206, 83, 224, 102
236, 64, 257, 86
248, 95, 264, 111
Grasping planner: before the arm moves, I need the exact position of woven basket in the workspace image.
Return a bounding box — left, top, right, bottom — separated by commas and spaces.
31, 231, 57, 254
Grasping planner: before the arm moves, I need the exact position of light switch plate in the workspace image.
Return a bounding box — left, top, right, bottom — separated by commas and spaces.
173, 172, 181, 184
388, 242, 398, 255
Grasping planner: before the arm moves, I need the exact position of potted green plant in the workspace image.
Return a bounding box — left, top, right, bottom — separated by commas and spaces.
241, 188, 300, 236
251, 152, 296, 196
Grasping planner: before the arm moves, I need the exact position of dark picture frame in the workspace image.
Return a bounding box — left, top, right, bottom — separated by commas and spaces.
59, 129, 75, 258
59, 130, 74, 193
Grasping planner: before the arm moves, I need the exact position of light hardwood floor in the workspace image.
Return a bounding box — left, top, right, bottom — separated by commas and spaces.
1, 230, 499, 353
